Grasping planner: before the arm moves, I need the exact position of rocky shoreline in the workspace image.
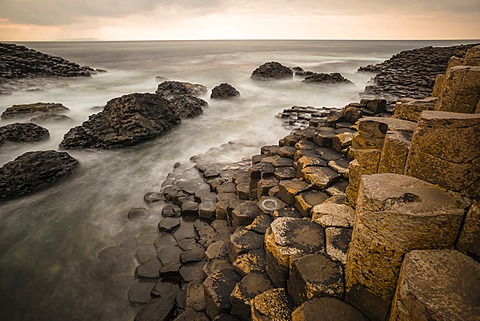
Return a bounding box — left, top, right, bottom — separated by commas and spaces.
120, 44, 480, 321
0, 43, 479, 320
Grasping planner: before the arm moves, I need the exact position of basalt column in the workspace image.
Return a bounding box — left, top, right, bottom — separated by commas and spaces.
344, 173, 464, 321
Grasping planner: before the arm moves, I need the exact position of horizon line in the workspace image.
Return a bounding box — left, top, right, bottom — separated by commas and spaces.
3, 38, 480, 43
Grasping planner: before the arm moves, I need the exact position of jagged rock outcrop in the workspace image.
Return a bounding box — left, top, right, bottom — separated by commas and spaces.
251, 62, 293, 80
1, 102, 70, 120
155, 81, 208, 119
0, 122, 50, 144
155, 81, 207, 100
210, 83, 240, 99
0, 42, 99, 80
59, 92, 200, 149
0, 150, 78, 201
302, 72, 353, 85
359, 44, 478, 102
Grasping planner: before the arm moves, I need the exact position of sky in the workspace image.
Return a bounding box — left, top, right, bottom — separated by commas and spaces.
0, 0, 479, 41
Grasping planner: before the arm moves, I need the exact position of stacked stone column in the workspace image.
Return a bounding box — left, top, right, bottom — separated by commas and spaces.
344, 173, 464, 321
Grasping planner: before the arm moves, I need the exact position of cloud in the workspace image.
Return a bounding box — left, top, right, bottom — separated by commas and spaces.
0, 0, 227, 25
4, 0, 478, 27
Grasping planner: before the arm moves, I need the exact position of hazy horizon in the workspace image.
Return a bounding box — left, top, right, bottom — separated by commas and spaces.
1, 0, 479, 41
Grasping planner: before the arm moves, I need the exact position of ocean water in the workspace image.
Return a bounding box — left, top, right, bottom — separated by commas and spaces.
0, 39, 476, 320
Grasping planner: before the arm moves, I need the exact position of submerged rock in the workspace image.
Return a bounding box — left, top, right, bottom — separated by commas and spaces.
0, 150, 78, 201
0, 122, 50, 144
210, 83, 240, 99
59, 93, 182, 149
251, 62, 293, 80
1, 102, 69, 120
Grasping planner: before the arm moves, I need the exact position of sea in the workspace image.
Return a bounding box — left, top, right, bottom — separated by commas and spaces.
0, 39, 477, 321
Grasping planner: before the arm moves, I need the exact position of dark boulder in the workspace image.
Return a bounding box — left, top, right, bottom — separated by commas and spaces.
0, 122, 50, 143
1, 102, 69, 120
0, 150, 78, 201
303, 72, 353, 84
210, 83, 240, 99
156, 81, 207, 100
251, 62, 293, 80
169, 95, 206, 119
59, 93, 184, 149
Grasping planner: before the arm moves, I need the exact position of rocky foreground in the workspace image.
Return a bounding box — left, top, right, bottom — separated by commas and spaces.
123, 44, 480, 321
0, 42, 479, 320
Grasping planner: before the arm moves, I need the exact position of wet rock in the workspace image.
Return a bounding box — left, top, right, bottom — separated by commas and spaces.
233, 248, 267, 277
203, 269, 242, 318
60, 93, 184, 149
135, 257, 162, 279
315, 147, 342, 161
181, 201, 199, 216
228, 229, 264, 262
291, 297, 368, 321
0, 122, 49, 143
278, 146, 297, 158
128, 281, 155, 305
199, 201, 216, 220
232, 201, 259, 228
158, 217, 181, 232
250, 288, 293, 321
144, 192, 163, 203
303, 72, 353, 84
206, 241, 229, 260
151, 281, 180, 299
325, 180, 349, 196
154, 233, 177, 250
251, 61, 293, 80
158, 246, 182, 267
0, 150, 78, 201
230, 272, 274, 320
135, 246, 157, 264
213, 314, 241, 321
1, 102, 69, 120
134, 297, 175, 321
256, 178, 279, 200
180, 261, 206, 283
180, 243, 205, 263
272, 206, 302, 219
211, 83, 240, 99
265, 218, 325, 287
173, 220, 197, 242
288, 253, 344, 306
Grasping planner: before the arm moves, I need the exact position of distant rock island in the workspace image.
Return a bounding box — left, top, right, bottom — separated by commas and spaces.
0, 42, 104, 94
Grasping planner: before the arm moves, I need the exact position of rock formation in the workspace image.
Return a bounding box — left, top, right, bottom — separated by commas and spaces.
210, 83, 240, 99
251, 62, 293, 80
302, 72, 353, 85
0, 150, 78, 201
0, 122, 50, 144
1, 102, 70, 120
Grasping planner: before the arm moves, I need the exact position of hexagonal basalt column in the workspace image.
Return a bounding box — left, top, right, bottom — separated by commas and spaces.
390, 250, 480, 321
265, 217, 325, 287
345, 173, 465, 321
287, 253, 344, 306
